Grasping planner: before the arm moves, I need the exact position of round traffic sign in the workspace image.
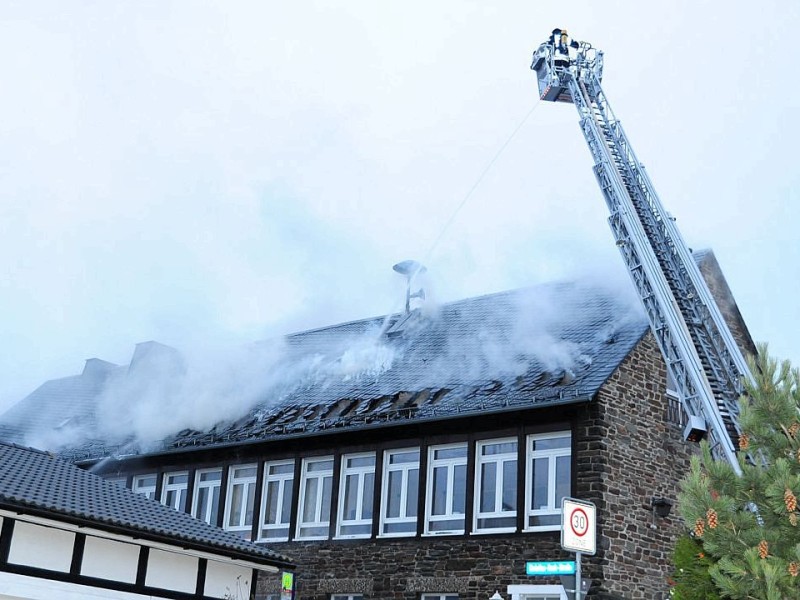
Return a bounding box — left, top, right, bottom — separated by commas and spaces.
570, 507, 589, 537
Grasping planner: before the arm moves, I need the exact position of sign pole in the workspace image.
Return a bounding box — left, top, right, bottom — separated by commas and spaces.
575, 552, 581, 600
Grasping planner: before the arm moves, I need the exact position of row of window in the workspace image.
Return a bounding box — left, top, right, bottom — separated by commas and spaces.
119, 431, 571, 542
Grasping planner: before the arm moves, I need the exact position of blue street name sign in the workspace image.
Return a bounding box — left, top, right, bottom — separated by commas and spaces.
526, 561, 577, 576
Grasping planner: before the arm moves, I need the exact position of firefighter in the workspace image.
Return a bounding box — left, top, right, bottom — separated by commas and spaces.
553, 28, 579, 68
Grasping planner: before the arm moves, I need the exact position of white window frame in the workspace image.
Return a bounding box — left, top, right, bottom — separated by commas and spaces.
424, 442, 468, 536
524, 431, 571, 532
336, 452, 376, 539
507, 584, 568, 600
192, 467, 222, 525
379, 447, 420, 537
296, 456, 334, 540
259, 459, 295, 542
161, 471, 189, 512
224, 464, 258, 540
132, 474, 157, 500
473, 437, 518, 534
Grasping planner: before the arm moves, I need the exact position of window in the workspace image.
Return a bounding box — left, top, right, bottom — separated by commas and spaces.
260, 460, 294, 541
421, 595, 458, 600
192, 468, 222, 525
666, 370, 686, 426
507, 583, 568, 600
336, 452, 376, 538
225, 464, 258, 540
161, 471, 189, 512
296, 456, 334, 539
380, 447, 420, 536
132, 474, 157, 500
425, 443, 467, 535
105, 476, 128, 488
331, 596, 363, 600
474, 438, 517, 533
525, 432, 571, 531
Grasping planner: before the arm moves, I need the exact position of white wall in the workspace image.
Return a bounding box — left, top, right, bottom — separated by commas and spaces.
0, 571, 152, 600
204, 560, 253, 599
145, 548, 198, 594
7, 522, 74, 573
81, 536, 140, 583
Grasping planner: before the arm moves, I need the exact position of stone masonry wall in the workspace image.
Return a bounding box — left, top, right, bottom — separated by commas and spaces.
259, 535, 570, 600
575, 332, 695, 600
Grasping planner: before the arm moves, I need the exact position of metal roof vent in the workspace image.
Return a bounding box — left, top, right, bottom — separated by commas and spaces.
392, 260, 426, 314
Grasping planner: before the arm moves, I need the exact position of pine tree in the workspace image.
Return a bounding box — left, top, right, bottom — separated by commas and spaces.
677, 345, 800, 599
669, 534, 721, 599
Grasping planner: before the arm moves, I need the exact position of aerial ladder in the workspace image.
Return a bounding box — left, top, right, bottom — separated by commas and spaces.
530, 30, 753, 474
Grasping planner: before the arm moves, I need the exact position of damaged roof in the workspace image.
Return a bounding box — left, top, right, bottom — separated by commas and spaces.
1, 280, 649, 461
0, 441, 294, 568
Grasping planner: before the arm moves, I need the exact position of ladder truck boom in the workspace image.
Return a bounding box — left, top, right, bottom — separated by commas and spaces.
531, 30, 753, 474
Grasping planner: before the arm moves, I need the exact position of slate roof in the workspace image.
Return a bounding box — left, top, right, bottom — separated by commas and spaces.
1, 280, 650, 461
0, 440, 294, 569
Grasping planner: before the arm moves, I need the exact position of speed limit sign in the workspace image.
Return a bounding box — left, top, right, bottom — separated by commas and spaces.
561, 498, 596, 555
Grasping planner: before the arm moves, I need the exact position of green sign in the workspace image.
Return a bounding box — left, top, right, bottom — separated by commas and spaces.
526, 560, 576, 576
282, 571, 294, 592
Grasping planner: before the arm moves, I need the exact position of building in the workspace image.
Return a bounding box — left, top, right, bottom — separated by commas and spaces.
0, 251, 756, 600
0, 440, 294, 600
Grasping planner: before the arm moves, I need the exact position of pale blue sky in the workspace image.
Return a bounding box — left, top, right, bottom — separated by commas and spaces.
1, 0, 798, 411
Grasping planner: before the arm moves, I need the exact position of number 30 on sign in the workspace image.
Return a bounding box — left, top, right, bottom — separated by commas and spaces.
561, 498, 596, 555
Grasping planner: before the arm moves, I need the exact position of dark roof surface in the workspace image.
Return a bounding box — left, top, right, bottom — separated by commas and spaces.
0, 441, 293, 568
2, 280, 649, 461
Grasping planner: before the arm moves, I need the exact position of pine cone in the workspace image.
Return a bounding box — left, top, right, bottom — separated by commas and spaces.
758, 540, 769, 559
694, 518, 705, 537
739, 433, 750, 450
785, 488, 798, 512
706, 508, 718, 529
710, 489, 720, 501
789, 562, 800, 577
789, 422, 800, 438
790, 512, 798, 527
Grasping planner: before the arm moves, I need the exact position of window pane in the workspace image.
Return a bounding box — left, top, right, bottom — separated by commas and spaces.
391, 450, 419, 464
303, 478, 319, 521
387, 470, 402, 518
434, 447, 467, 460
229, 485, 243, 526
197, 488, 210, 521
265, 482, 279, 524
432, 466, 447, 515
269, 463, 293, 475
210, 487, 220, 523
532, 436, 570, 450
343, 474, 358, 519
482, 441, 517, 455
453, 464, 466, 514
502, 460, 517, 511
480, 462, 497, 512
321, 474, 332, 516
556, 455, 571, 502
280, 482, 292, 522
363, 472, 374, 519
245, 483, 255, 525
308, 459, 333, 472
200, 470, 221, 482
347, 456, 375, 468
406, 468, 418, 517
532, 457, 548, 509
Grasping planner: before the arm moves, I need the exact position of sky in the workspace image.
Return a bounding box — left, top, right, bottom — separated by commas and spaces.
1, 0, 798, 413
